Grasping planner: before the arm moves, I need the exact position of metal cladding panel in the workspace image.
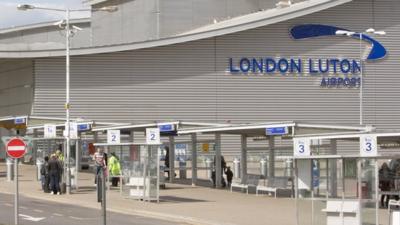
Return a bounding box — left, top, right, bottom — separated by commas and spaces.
33, 39, 218, 122
0, 59, 33, 117
92, 0, 157, 46
216, 0, 400, 129
159, 0, 298, 38
33, 0, 400, 154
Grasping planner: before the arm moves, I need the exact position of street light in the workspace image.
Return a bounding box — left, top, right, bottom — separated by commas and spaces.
335, 28, 385, 126
18, 4, 117, 195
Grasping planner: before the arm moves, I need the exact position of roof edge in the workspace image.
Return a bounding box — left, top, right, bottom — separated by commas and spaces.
0, 0, 351, 58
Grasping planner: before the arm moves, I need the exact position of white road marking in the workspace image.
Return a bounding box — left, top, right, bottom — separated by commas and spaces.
52, 213, 64, 217
33, 209, 44, 213
20, 206, 27, 209
69, 216, 84, 220
19, 214, 46, 222
4, 203, 13, 207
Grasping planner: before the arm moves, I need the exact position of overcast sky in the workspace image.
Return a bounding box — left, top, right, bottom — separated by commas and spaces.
0, 0, 90, 29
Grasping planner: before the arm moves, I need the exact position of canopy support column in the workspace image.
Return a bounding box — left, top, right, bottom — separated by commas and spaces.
169, 136, 175, 183
330, 139, 337, 197
75, 139, 80, 190
268, 136, 275, 178
191, 134, 197, 186
241, 134, 247, 184
215, 133, 222, 188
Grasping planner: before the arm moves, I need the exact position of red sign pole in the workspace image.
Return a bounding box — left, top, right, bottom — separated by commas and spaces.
6, 137, 27, 225
14, 158, 19, 225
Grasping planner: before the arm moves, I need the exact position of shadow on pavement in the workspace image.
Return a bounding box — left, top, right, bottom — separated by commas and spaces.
159, 195, 211, 204
73, 186, 96, 194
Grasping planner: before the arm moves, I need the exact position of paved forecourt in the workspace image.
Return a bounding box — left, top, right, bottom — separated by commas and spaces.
1, 163, 389, 225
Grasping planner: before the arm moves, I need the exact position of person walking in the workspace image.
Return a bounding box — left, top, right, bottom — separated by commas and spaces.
212, 155, 227, 187
93, 148, 107, 184
48, 154, 62, 195
108, 152, 121, 187
40, 156, 50, 193
225, 166, 233, 188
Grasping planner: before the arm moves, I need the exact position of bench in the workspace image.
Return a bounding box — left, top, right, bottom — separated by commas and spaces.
322, 200, 359, 225
256, 177, 291, 198
230, 175, 260, 194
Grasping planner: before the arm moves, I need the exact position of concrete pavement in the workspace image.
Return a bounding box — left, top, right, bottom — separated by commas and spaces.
0, 193, 188, 225
0, 163, 298, 225
0, 163, 391, 225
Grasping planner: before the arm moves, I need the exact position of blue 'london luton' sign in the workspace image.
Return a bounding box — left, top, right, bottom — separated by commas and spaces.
228, 24, 387, 88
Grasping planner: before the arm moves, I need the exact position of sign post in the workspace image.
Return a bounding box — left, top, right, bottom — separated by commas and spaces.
5, 137, 27, 225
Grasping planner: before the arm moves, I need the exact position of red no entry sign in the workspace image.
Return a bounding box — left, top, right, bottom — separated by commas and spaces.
6, 138, 27, 159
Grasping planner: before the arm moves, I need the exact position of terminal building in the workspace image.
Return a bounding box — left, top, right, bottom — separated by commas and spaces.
0, 0, 399, 158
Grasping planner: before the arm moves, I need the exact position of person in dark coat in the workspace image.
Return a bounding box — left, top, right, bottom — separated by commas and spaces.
212, 155, 227, 187
164, 146, 170, 178
225, 166, 233, 188
40, 156, 50, 193
379, 162, 392, 208
48, 154, 62, 195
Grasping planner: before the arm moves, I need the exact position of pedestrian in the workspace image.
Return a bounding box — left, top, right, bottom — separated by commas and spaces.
225, 166, 233, 188
48, 154, 62, 195
379, 162, 391, 208
56, 149, 64, 162
164, 146, 170, 178
213, 155, 227, 187
40, 156, 50, 193
93, 148, 107, 184
108, 152, 121, 187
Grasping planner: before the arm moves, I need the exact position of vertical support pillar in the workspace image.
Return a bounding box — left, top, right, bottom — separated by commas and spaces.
191, 134, 197, 186
32, 130, 38, 164
168, 136, 175, 183
268, 136, 275, 178
129, 131, 138, 161
241, 134, 247, 184
215, 133, 222, 188
330, 139, 337, 197
75, 139, 80, 190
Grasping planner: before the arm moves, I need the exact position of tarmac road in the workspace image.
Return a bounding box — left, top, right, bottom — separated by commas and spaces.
0, 193, 188, 225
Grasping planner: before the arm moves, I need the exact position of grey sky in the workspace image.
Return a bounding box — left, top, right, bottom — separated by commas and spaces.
0, 0, 90, 29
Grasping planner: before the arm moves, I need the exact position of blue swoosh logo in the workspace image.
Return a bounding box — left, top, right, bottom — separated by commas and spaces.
290, 24, 387, 60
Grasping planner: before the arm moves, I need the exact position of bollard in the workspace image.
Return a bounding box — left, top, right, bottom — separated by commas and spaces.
284, 159, 293, 177
70, 167, 76, 189
260, 158, 268, 178
6, 158, 14, 182
36, 158, 44, 181
205, 158, 212, 179
233, 157, 240, 179
179, 159, 187, 179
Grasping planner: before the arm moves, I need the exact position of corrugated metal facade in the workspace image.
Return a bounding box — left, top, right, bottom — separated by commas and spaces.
32, 0, 400, 154
0, 59, 33, 117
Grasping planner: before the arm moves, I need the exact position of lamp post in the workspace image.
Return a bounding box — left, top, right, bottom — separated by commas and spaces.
335, 28, 385, 126
18, 4, 117, 195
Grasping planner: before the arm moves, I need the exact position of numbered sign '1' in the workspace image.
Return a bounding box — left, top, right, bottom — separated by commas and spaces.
360, 135, 377, 156
146, 128, 160, 144
44, 124, 57, 138
107, 130, 120, 144
293, 138, 311, 157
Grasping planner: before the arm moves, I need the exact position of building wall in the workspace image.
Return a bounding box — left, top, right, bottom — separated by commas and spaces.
0, 21, 91, 51
0, 59, 33, 117
158, 0, 281, 38
91, 0, 158, 46
32, 0, 400, 153
91, 0, 306, 45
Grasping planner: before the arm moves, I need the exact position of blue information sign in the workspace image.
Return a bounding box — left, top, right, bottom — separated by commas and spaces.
77, 123, 91, 131
14, 117, 26, 125
266, 127, 288, 135
159, 124, 175, 132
